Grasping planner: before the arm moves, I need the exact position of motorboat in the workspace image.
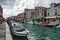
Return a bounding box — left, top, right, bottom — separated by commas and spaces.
46, 22, 59, 27
41, 22, 58, 27
56, 24, 60, 28
44, 24, 56, 27
11, 22, 29, 36
54, 24, 60, 31
28, 21, 33, 24
41, 22, 48, 26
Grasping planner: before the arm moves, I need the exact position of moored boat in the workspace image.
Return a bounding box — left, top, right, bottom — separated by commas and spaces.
11, 22, 29, 36
41, 22, 58, 27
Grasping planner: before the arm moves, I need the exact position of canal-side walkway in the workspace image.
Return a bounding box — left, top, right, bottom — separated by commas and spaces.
6, 23, 12, 40
0, 22, 6, 40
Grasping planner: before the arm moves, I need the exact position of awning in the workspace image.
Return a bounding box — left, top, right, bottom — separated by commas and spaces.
57, 16, 60, 18
32, 18, 42, 21
45, 16, 57, 19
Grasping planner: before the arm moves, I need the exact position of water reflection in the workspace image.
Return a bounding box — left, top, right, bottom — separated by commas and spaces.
12, 35, 28, 40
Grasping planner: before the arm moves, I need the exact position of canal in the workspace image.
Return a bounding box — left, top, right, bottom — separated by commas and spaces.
12, 23, 60, 40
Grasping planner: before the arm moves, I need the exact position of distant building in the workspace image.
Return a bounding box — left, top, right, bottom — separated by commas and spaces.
46, 3, 60, 16
45, 3, 60, 23
31, 9, 38, 18
33, 7, 47, 18
24, 9, 34, 22
17, 13, 24, 22
32, 7, 47, 21
7, 16, 14, 20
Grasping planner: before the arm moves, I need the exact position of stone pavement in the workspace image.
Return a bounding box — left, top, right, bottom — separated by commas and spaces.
0, 22, 6, 40
6, 22, 12, 40
0, 22, 12, 40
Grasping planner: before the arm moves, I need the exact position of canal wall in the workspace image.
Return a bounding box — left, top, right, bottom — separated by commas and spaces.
6, 23, 12, 40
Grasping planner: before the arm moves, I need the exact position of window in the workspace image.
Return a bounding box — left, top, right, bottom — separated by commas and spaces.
50, 3, 54, 7
55, 8, 57, 15
47, 9, 50, 16
24, 13, 26, 15
38, 13, 39, 16
48, 13, 49, 16
50, 3, 53, 7
42, 13, 43, 16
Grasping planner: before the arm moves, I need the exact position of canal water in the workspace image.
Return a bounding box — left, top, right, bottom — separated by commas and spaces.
12, 23, 60, 40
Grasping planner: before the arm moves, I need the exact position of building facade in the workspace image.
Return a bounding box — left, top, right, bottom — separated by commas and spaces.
35, 7, 47, 18
32, 7, 47, 21
0, 5, 3, 17
47, 3, 60, 17
24, 9, 34, 22
46, 3, 60, 23
17, 13, 24, 22
0, 5, 3, 24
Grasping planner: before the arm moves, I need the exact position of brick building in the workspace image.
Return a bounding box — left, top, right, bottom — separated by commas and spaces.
17, 13, 24, 22
0, 5, 3, 16
32, 7, 47, 21
0, 5, 3, 24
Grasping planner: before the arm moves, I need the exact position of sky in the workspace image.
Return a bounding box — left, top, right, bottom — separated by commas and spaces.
0, 0, 60, 19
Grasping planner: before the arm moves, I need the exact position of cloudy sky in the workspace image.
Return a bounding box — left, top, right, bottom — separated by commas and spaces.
0, 0, 60, 19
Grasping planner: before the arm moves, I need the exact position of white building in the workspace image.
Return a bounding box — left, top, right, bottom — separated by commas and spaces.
24, 9, 34, 22
46, 3, 60, 17
17, 13, 24, 22
45, 3, 60, 24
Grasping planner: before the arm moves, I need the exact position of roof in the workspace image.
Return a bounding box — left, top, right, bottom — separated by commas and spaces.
35, 6, 47, 8
50, 3, 60, 7
54, 3, 60, 7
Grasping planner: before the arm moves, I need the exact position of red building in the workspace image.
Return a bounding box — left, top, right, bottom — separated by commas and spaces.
31, 7, 47, 22
24, 13, 27, 23
0, 5, 3, 16
0, 5, 3, 24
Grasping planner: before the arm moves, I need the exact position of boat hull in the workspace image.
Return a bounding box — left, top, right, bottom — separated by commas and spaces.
11, 29, 29, 36
42, 24, 57, 28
